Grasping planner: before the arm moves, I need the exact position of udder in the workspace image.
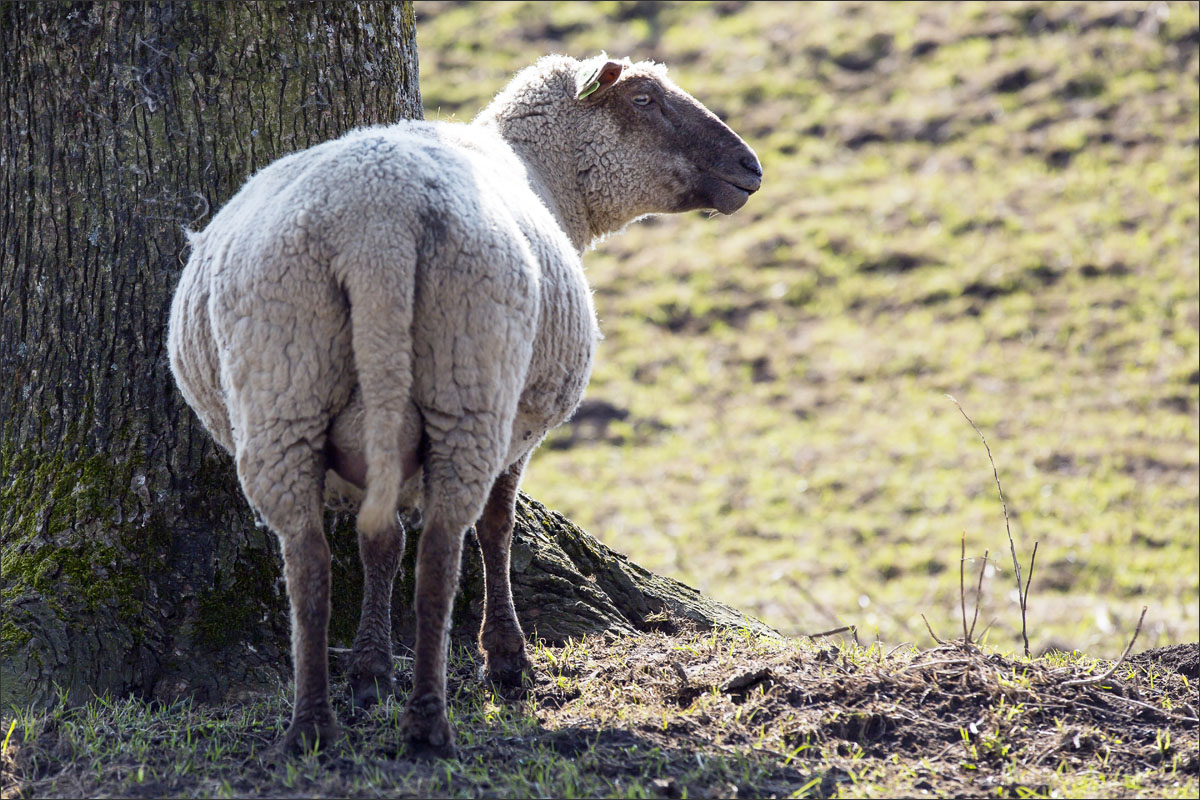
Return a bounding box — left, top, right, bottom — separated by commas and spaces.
324, 386, 424, 491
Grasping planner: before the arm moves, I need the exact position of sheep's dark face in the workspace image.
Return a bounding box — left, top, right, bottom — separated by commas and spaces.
578, 59, 762, 221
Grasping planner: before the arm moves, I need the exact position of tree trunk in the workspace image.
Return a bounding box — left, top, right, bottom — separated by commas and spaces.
0, 0, 423, 709
1, 1, 772, 712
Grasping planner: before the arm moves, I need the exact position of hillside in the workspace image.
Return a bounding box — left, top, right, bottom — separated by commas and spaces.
417, 0, 1199, 657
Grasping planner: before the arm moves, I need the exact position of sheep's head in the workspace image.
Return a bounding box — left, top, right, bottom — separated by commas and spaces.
571, 56, 762, 230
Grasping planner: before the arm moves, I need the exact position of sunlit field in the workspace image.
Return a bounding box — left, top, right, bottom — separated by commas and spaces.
416, 0, 1200, 656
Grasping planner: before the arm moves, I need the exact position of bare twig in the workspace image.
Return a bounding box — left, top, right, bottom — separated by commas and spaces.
1071, 695, 1198, 724
1103, 694, 1199, 723
921, 614, 948, 645
1063, 606, 1148, 688
896, 658, 974, 674
960, 532, 969, 643
1022, 541, 1039, 609
806, 625, 857, 640
948, 395, 1031, 656
1019, 541, 1039, 655
969, 550, 989, 641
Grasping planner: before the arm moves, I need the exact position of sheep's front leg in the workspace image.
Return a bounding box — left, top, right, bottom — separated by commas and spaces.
346, 520, 405, 710
476, 457, 533, 689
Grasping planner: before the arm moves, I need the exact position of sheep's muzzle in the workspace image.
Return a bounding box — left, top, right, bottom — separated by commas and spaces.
704, 149, 763, 214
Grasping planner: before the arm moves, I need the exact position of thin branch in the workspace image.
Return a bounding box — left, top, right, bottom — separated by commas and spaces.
969, 549, 989, 641
1022, 541, 1039, 609
921, 614, 948, 646
947, 395, 1031, 656
1071, 695, 1198, 724
896, 658, 975, 674
806, 625, 856, 640
960, 531, 969, 643
1021, 541, 1039, 655
1102, 693, 1199, 724
1062, 606, 1148, 688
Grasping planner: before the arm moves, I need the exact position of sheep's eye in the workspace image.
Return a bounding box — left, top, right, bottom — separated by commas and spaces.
631, 94, 653, 106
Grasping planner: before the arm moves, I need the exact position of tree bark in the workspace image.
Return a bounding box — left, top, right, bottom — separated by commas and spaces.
0, 1, 423, 709
1, 1, 772, 712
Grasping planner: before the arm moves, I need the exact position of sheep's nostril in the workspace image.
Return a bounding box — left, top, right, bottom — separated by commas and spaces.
740, 156, 762, 178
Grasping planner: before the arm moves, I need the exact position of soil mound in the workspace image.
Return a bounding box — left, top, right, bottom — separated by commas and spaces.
1130, 642, 1200, 680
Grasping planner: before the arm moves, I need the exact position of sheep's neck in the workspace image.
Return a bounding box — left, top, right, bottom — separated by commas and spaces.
474, 117, 593, 255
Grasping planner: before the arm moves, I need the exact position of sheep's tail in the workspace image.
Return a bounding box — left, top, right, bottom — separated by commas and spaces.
342, 258, 417, 540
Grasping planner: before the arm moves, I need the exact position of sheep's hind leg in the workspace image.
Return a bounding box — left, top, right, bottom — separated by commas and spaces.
278, 526, 338, 753
476, 456, 533, 692
346, 520, 405, 711
240, 440, 339, 755
399, 511, 466, 759
399, 446, 499, 759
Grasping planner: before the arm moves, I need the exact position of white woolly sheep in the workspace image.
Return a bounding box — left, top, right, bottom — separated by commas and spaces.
167, 54, 762, 758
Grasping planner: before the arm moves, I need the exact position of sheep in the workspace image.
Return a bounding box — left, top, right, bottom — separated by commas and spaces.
167, 53, 762, 758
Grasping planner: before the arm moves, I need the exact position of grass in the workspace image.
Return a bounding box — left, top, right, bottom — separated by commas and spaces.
417, 0, 1199, 657
4, 631, 1197, 798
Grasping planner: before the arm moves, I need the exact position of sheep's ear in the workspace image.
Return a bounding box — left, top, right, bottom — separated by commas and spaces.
576, 60, 624, 100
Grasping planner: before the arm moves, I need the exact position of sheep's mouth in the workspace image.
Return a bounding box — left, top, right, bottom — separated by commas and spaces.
705, 174, 759, 214
673, 171, 762, 215
721, 176, 762, 194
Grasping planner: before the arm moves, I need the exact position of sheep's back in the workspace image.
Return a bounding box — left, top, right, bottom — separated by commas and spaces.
173, 118, 596, 471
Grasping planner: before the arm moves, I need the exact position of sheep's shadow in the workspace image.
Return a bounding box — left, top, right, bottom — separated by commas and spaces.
320, 649, 830, 797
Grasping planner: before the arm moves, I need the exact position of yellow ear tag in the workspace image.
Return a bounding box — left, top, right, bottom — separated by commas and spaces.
576, 65, 603, 99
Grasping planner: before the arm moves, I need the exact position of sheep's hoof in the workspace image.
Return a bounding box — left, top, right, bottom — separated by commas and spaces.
484, 652, 534, 695
348, 669, 395, 711
400, 694, 457, 760
272, 715, 341, 759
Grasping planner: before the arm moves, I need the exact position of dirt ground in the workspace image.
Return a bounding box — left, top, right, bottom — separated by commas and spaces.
515, 634, 1200, 798
4, 631, 1196, 798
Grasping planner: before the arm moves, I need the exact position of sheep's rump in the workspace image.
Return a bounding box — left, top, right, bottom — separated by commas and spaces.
168, 121, 564, 521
